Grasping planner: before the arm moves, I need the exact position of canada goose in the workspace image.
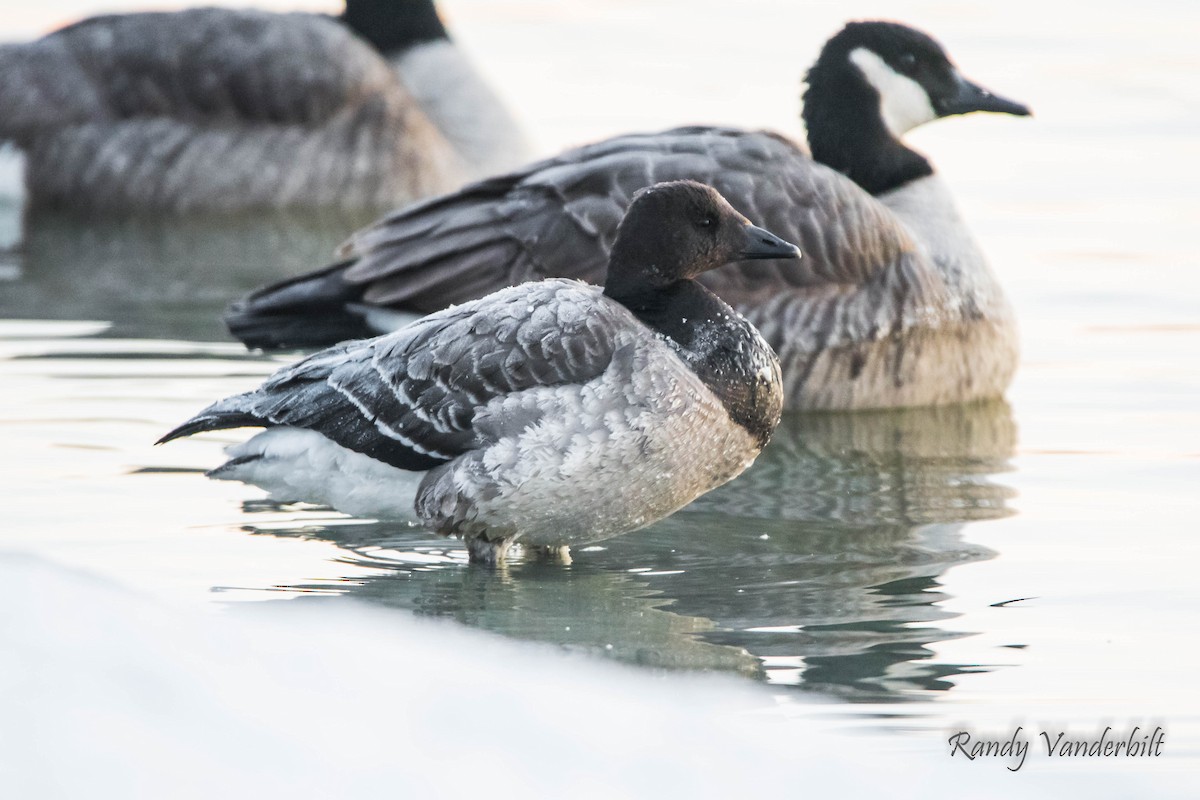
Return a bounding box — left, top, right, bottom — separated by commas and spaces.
161, 181, 798, 564
229, 20, 1031, 411
0, 0, 531, 216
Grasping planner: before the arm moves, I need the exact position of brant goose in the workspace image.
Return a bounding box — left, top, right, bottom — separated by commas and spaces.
162, 181, 797, 563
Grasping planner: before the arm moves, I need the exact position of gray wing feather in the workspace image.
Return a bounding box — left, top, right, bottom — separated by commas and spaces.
7, 10, 391, 129
336, 126, 921, 311
162, 281, 625, 470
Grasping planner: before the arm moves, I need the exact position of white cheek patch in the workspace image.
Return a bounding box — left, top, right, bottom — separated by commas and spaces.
849, 47, 937, 137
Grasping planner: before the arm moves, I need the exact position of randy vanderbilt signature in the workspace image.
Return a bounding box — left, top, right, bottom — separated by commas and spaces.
947, 726, 1165, 772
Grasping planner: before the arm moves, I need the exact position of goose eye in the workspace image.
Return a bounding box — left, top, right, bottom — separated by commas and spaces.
898, 52, 918, 73
696, 216, 716, 229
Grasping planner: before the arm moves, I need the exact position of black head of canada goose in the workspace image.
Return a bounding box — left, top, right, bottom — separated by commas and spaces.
0, 0, 532, 216
229, 20, 1031, 412
162, 181, 799, 564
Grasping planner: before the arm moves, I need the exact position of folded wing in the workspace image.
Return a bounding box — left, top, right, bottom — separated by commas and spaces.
0, 9, 398, 142
163, 282, 625, 470
339, 126, 921, 308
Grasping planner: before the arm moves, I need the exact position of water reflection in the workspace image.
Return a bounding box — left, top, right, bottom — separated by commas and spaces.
16, 207, 1020, 702
0, 211, 370, 341
241, 400, 1017, 703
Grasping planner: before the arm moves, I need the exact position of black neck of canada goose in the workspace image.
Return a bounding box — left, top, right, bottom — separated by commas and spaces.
341, 0, 449, 57
803, 21, 1030, 196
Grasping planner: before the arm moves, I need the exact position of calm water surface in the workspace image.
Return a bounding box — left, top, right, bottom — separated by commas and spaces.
1, 0, 1198, 785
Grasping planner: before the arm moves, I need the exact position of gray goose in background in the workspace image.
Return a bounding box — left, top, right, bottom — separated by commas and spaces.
160, 181, 799, 564
229, 21, 1032, 411
0, 0, 531, 216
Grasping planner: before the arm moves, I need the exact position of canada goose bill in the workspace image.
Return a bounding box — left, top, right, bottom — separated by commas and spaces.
936, 72, 1031, 118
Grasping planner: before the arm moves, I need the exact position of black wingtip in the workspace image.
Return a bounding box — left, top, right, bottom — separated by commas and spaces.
156, 412, 265, 446
156, 420, 205, 446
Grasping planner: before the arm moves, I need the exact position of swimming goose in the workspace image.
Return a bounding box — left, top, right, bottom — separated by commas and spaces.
229, 20, 1031, 410
0, 0, 531, 216
161, 181, 798, 564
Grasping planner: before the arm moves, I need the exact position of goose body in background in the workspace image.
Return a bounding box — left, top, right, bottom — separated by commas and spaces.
0, 0, 531, 216
230, 21, 1031, 411
161, 181, 798, 564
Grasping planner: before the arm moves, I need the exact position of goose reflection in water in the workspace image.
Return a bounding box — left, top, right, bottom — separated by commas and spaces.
0, 211, 379, 341
235, 399, 1016, 703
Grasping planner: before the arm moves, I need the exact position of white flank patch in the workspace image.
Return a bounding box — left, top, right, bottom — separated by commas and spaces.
215, 427, 423, 522
849, 47, 937, 137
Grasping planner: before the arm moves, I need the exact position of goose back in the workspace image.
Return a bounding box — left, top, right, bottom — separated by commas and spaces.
0, 8, 467, 214
340, 127, 915, 305
234, 126, 1010, 407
